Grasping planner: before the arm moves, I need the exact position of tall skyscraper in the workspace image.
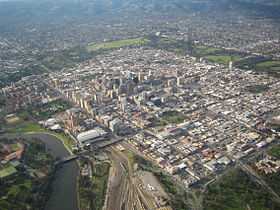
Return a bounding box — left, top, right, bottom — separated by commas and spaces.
229, 61, 233, 71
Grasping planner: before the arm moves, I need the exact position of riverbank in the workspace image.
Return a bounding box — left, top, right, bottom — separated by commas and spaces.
3, 117, 76, 154
26, 133, 80, 210
1, 132, 80, 210
0, 137, 56, 210
26, 131, 74, 155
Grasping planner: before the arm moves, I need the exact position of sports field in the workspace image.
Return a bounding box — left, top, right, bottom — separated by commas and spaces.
87, 38, 149, 52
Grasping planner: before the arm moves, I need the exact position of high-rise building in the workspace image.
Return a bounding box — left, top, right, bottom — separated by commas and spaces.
177, 77, 183, 87
229, 61, 233, 71
138, 72, 144, 82
148, 70, 152, 77
119, 96, 127, 112
167, 79, 173, 87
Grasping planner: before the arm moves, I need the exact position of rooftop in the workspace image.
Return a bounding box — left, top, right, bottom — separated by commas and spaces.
77, 127, 107, 144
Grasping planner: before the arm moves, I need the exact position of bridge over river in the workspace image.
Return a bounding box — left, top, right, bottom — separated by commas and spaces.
55, 155, 79, 166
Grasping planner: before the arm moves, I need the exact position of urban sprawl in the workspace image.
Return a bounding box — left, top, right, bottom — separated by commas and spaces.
2, 46, 280, 188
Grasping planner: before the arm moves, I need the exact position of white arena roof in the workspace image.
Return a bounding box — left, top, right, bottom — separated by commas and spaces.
77, 127, 107, 144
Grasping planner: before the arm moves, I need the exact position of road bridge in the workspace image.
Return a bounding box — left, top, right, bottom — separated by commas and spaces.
55, 155, 78, 166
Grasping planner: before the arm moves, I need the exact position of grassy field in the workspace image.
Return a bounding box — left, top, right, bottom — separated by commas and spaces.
192, 45, 244, 65
192, 44, 280, 74
205, 55, 242, 65
15, 124, 73, 151
268, 144, 280, 159
161, 110, 185, 124
4, 116, 75, 152
256, 60, 280, 72
151, 111, 186, 127
195, 45, 221, 56
203, 168, 280, 210
6, 121, 45, 133
87, 38, 149, 52
0, 165, 17, 179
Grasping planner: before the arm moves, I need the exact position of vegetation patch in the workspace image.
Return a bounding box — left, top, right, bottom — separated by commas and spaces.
262, 170, 280, 197
0, 165, 17, 179
24, 140, 54, 169
245, 84, 270, 94
87, 38, 149, 52
194, 45, 221, 56
235, 55, 269, 69
148, 36, 245, 66
123, 150, 136, 168
52, 132, 75, 151
161, 110, 185, 124
256, 60, 280, 72
79, 162, 110, 210
27, 99, 71, 120
254, 147, 280, 207
0, 139, 55, 210
150, 38, 279, 75
148, 35, 193, 55
0, 64, 47, 89
40, 47, 93, 71
205, 55, 241, 65
268, 145, 280, 159
203, 168, 280, 210
5, 121, 44, 134
151, 111, 186, 127
236, 56, 280, 77
3, 115, 75, 152
193, 45, 245, 65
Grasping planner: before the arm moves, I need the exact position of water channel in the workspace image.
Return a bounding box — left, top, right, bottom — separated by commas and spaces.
27, 133, 79, 210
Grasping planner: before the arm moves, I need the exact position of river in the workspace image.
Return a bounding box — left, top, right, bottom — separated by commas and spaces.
26, 133, 79, 210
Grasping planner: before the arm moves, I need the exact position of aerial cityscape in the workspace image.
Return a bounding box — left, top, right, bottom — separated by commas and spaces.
0, 1, 280, 210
